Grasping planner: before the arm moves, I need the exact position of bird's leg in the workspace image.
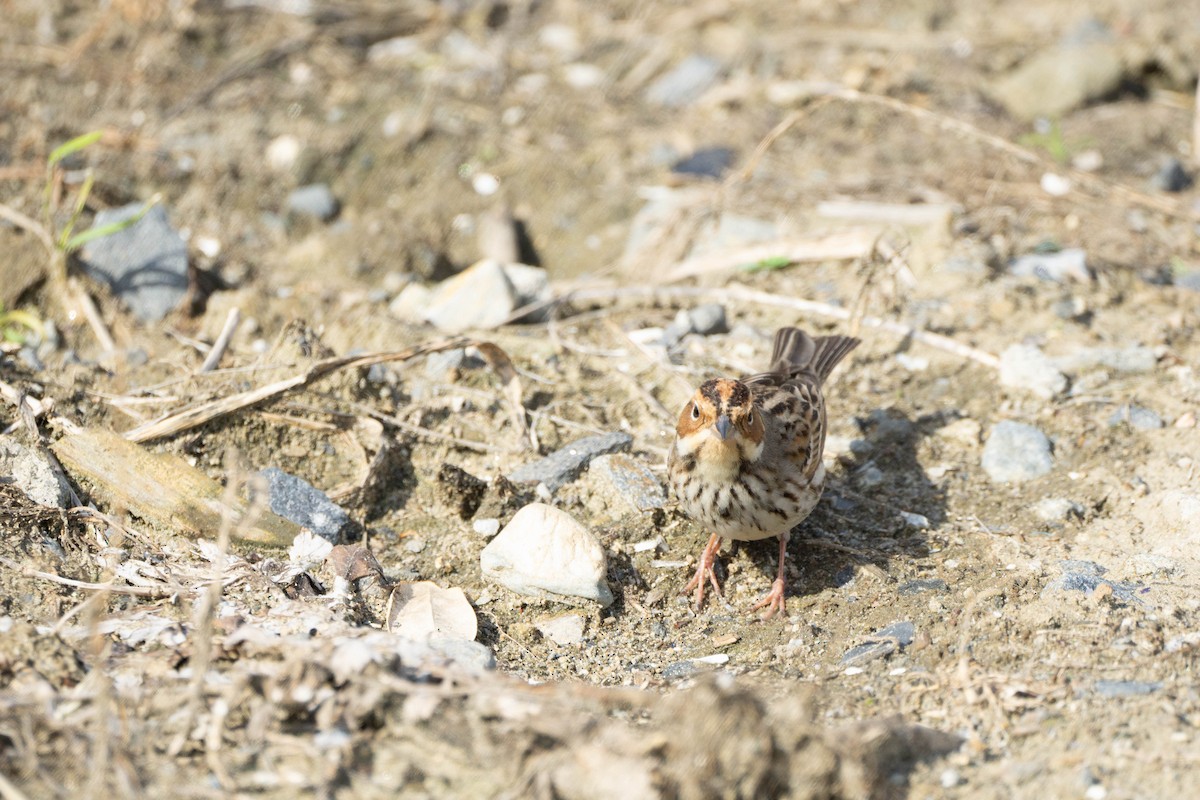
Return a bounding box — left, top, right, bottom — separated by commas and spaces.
684, 533, 724, 609
753, 531, 790, 620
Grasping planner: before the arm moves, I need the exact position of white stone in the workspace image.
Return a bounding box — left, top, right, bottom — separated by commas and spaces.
472, 518, 501, 538
388, 283, 432, 325
481, 503, 613, 606
999, 344, 1067, 399
1032, 497, 1081, 523
535, 613, 586, 645
424, 260, 518, 333
0, 441, 72, 508
266, 135, 301, 172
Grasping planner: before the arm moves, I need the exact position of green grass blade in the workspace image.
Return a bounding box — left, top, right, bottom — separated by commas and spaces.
64, 195, 160, 254
48, 131, 103, 167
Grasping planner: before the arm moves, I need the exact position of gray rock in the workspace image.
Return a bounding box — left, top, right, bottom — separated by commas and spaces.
990, 42, 1124, 119
286, 183, 340, 221
1052, 346, 1156, 374
840, 621, 916, 666
1009, 248, 1090, 283
424, 348, 467, 380
0, 441, 72, 508
645, 55, 721, 108
1150, 158, 1192, 193
981, 421, 1053, 483
589, 453, 666, 512
256, 467, 351, 543
999, 344, 1068, 399
424, 259, 518, 333
480, 503, 613, 606
80, 203, 188, 322
1033, 497, 1083, 523
509, 432, 633, 492
897, 579, 948, 596
685, 303, 728, 336
672, 147, 734, 179
1042, 560, 1143, 604
1107, 404, 1163, 430
1093, 680, 1161, 698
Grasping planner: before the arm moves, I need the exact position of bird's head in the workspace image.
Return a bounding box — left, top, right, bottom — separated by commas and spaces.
674, 378, 765, 465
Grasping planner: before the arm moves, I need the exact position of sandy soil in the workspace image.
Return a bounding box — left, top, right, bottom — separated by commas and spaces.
2, 1, 1199, 798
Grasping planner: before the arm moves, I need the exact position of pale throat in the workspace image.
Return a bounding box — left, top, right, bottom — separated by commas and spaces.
676, 428, 764, 482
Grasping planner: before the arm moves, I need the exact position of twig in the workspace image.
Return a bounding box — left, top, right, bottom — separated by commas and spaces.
122, 336, 469, 443
198, 307, 241, 373
562, 285, 1001, 369
0, 555, 174, 597
0, 201, 53, 250
74, 284, 116, 353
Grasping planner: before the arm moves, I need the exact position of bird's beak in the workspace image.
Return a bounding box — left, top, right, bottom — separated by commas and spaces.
713, 414, 733, 440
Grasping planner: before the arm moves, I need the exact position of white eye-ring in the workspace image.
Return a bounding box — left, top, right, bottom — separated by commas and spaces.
690, 403, 700, 420
746, 410, 755, 425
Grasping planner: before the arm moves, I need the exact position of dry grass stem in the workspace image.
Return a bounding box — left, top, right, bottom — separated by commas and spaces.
197, 307, 241, 373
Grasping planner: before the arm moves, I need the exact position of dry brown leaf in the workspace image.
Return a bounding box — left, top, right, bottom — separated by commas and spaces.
471, 341, 530, 448
386, 581, 478, 641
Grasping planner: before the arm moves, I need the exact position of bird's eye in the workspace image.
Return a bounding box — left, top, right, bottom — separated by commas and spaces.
690, 403, 700, 420
747, 410, 754, 425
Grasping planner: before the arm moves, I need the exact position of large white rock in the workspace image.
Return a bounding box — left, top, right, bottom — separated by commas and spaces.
424, 259, 517, 333
480, 503, 613, 606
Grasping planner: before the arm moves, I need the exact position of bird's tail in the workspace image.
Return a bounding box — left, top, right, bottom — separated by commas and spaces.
770, 327, 860, 385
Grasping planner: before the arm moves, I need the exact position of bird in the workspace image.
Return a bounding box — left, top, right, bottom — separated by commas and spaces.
667, 326, 859, 619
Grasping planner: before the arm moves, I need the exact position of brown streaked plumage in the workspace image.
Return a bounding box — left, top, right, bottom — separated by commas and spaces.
667, 326, 859, 619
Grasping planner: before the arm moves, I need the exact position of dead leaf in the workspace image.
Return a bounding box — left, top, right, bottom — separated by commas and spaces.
386, 581, 477, 641
471, 341, 530, 448
327, 544, 385, 583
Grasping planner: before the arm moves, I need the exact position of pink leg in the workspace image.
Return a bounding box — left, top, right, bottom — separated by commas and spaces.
684, 533, 724, 609
752, 532, 790, 620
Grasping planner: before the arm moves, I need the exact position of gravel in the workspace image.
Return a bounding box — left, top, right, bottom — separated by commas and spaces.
286, 183, 340, 221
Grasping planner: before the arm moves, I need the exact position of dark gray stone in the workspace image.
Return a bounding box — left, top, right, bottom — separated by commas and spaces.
1093, 680, 1162, 698
287, 183, 340, 221
509, 432, 633, 491
672, 147, 734, 178
80, 203, 188, 322
1107, 404, 1164, 430
840, 621, 916, 666
256, 467, 351, 543
1042, 560, 1144, 604
897, 579, 949, 596
1150, 158, 1192, 193
982, 421, 1053, 483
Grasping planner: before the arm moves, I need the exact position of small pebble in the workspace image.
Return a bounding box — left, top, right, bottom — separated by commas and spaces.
940, 769, 962, 789
287, 184, 339, 221
1150, 157, 1192, 193
255, 467, 352, 543
981, 421, 1053, 483
1033, 497, 1082, 523
900, 511, 930, 529
645, 54, 721, 108
1009, 248, 1090, 283
472, 518, 501, 538
999, 344, 1067, 399
1107, 404, 1164, 430
897, 578, 949, 596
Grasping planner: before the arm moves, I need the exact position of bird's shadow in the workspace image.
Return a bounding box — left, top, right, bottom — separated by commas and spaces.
736, 407, 947, 604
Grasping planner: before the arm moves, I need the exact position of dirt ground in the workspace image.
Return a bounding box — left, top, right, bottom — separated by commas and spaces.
2, 1, 1200, 798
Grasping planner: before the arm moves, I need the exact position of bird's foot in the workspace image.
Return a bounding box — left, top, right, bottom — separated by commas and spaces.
752, 577, 787, 621
684, 534, 724, 609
